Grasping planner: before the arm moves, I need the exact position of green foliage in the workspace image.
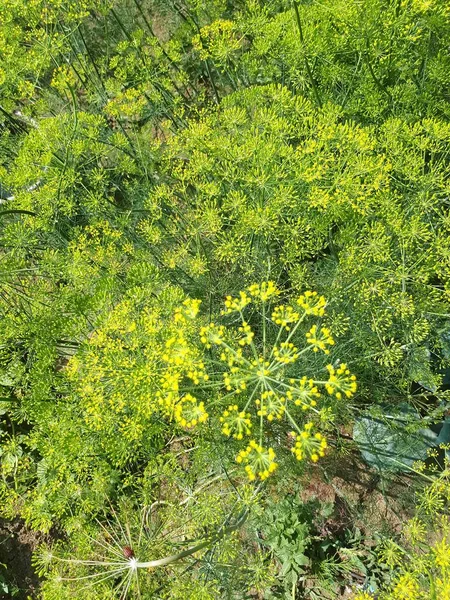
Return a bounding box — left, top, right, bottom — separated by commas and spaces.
259, 490, 373, 599
0, 562, 19, 597
354, 457, 450, 600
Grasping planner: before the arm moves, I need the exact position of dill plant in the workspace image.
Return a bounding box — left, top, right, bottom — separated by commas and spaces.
34, 454, 271, 598
196, 282, 356, 480
31, 280, 358, 597
62, 280, 355, 479
145, 81, 450, 401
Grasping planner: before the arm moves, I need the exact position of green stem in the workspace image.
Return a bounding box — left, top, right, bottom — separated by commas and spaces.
285, 408, 302, 434
135, 509, 248, 569
284, 312, 307, 346
292, 1, 322, 108
219, 339, 252, 368
262, 303, 267, 357
269, 325, 285, 362
243, 382, 262, 413
239, 309, 259, 362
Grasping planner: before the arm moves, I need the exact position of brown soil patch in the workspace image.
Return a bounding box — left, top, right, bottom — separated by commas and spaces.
0, 518, 42, 599
319, 451, 416, 538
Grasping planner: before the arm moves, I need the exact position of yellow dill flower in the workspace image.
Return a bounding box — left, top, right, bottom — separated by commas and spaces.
186, 361, 209, 384
255, 390, 286, 421
391, 573, 420, 600
200, 322, 226, 348
220, 405, 252, 439
162, 335, 191, 366
174, 394, 208, 429
403, 517, 427, 545
160, 283, 349, 482
174, 298, 202, 322
378, 539, 404, 569
418, 480, 446, 514
286, 377, 320, 409
436, 577, 450, 598
273, 341, 299, 364
236, 441, 278, 481
192, 19, 242, 63
237, 321, 255, 346
325, 363, 357, 399
271, 304, 300, 330
297, 291, 327, 316
247, 281, 280, 302
306, 325, 335, 354
290, 424, 327, 462
433, 537, 450, 570
222, 290, 251, 314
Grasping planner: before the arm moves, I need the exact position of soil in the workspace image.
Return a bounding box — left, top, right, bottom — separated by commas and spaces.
297, 451, 415, 597
0, 518, 43, 600
302, 452, 415, 536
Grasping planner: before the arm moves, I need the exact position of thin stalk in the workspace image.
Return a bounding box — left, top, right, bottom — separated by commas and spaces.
265, 378, 320, 414
292, 1, 322, 108
173, 1, 220, 104
131, 0, 195, 101
78, 25, 107, 92
364, 38, 392, 101
283, 312, 307, 346
269, 324, 285, 362
242, 383, 261, 413
135, 509, 248, 569
285, 408, 303, 434
262, 303, 267, 356
238, 309, 259, 362
179, 472, 230, 506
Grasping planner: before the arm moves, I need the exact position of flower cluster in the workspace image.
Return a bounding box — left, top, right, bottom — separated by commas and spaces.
238, 321, 255, 346
67, 288, 213, 460
353, 464, 450, 600
222, 290, 251, 314
192, 19, 242, 65
236, 441, 278, 481
273, 342, 299, 364
325, 363, 357, 399
174, 298, 202, 323
199, 323, 226, 348
196, 282, 357, 481
247, 281, 280, 302
73, 281, 356, 481
92, 283, 356, 479
290, 423, 328, 463
223, 280, 279, 315
174, 394, 208, 429
220, 405, 252, 439
297, 290, 327, 316
255, 390, 286, 421
286, 377, 320, 409
271, 305, 300, 330
306, 325, 335, 354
